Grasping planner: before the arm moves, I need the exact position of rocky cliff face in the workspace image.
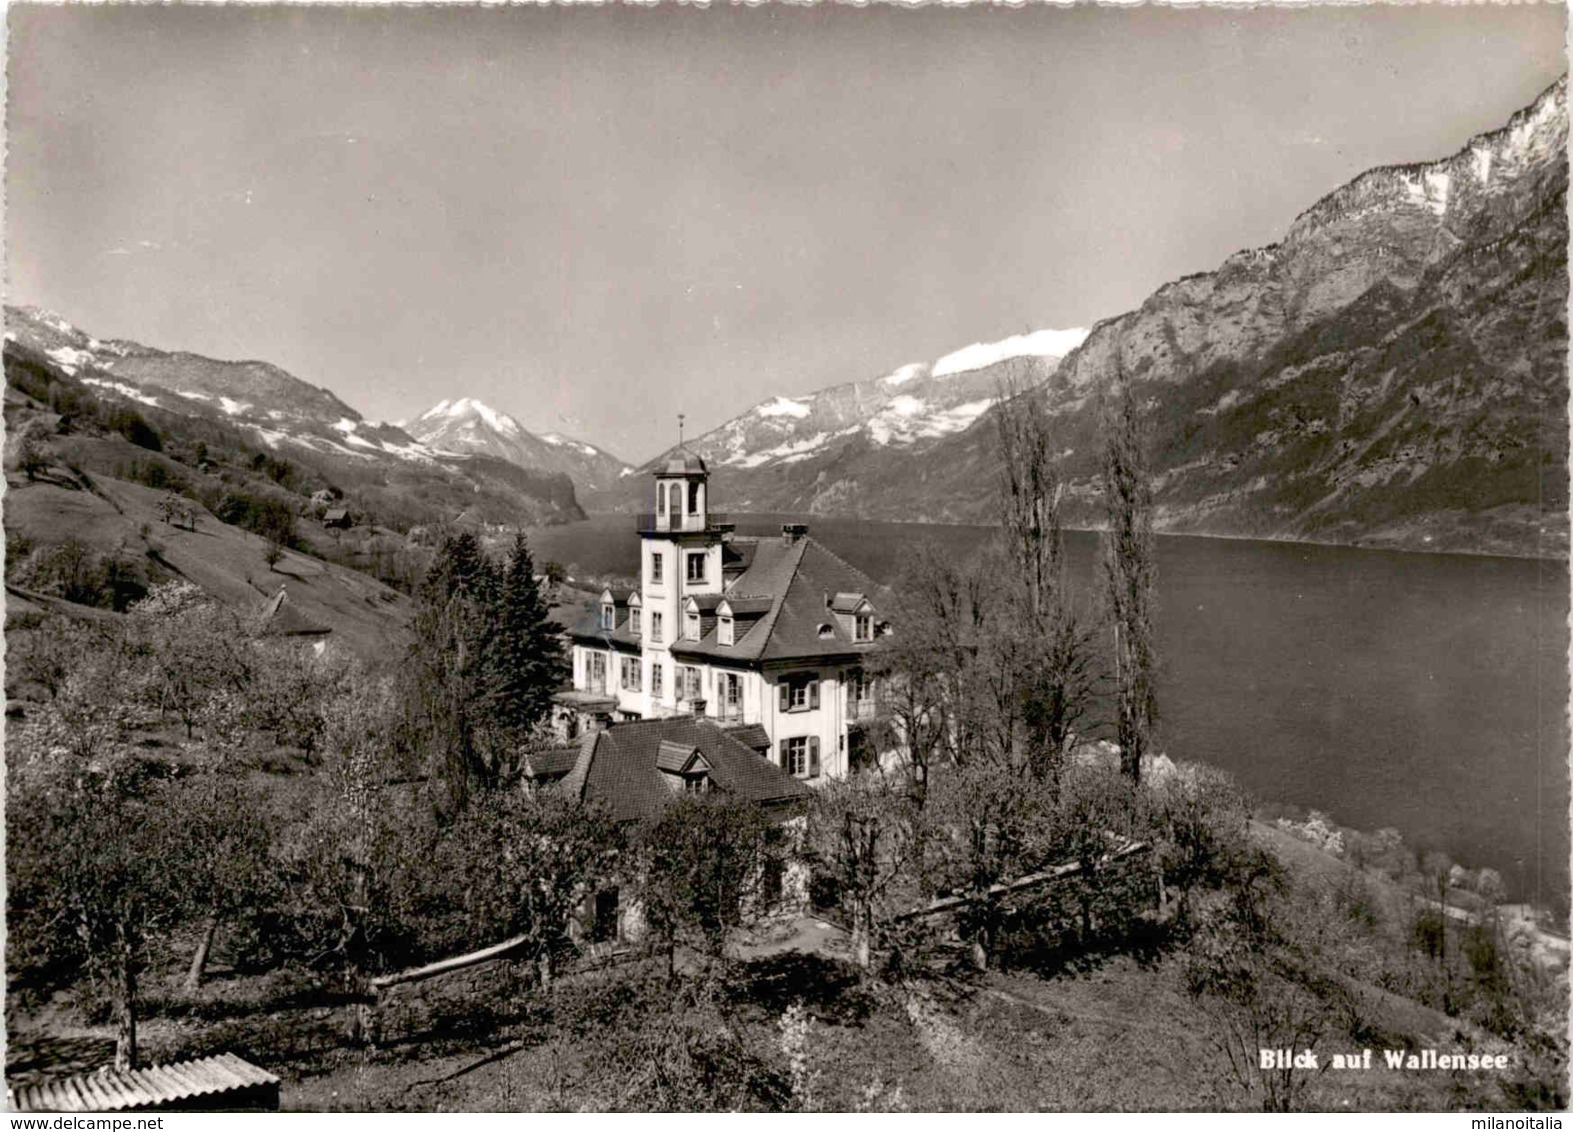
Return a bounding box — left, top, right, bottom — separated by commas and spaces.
697, 78, 1568, 557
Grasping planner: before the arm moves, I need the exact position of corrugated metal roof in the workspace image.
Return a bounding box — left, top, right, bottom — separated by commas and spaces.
10, 1053, 279, 1112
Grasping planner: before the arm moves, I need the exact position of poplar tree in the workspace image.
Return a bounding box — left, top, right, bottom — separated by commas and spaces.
1100, 371, 1159, 785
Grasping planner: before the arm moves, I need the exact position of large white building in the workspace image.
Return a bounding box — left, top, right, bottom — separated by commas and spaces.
556, 450, 890, 782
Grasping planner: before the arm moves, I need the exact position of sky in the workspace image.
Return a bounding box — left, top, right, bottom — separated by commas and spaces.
6, 4, 1566, 464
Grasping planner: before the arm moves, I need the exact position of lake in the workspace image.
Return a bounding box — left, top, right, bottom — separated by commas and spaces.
527, 512, 1570, 912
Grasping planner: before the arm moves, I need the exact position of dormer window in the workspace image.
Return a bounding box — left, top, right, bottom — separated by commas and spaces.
600, 603, 614, 631
684, 774, 710, 795
817, 623, 834, 639
719, 615, 734, 646
855, 612, 873, 641
686, 611, 700, 641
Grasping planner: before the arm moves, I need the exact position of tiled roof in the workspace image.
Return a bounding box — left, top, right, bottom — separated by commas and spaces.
9, 1054, 280, 1112
655, 738, 700, 772
719, 595, 773, 617
829, 591, 868, 613
670, 536, 890, 663
559, 717, 809, 823
720, 723, 771, 753
525, 746, 582, 779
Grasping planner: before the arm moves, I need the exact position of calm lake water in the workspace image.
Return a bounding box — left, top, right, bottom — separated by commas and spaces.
528, 512, 1570, 912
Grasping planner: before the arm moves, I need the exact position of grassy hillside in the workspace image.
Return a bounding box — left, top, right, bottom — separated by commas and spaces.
4, 355, 413, 656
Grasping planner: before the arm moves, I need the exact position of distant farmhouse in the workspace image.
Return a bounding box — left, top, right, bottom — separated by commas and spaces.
556, 450, 891, 783
260, 585, 331, 653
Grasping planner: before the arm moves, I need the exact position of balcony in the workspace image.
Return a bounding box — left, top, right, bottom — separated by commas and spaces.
636, 512, 732, 536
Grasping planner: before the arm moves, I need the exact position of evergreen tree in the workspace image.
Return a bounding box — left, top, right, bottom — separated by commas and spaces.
408, 532, 508, 809
492, 532, 564, 735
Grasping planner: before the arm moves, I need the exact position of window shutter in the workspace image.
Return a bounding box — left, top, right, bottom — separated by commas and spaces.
778, 739, 788, 768
809, 680, 820, 710
809, 737, 821, 778
779, 682, 790, 711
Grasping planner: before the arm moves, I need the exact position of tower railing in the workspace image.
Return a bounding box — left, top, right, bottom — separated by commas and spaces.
636, 512, 730, 534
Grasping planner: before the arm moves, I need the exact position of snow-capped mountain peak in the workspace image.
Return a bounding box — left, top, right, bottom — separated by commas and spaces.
418, 396, 524, 438
404, 396, 632, 491
931, 327, 1091, 378
639, 321, 1090, 482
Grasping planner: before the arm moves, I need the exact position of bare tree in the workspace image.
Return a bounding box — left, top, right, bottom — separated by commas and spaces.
1099, 369, 1159, 785
994, 378, 1098, 783
808, 772, 917, 970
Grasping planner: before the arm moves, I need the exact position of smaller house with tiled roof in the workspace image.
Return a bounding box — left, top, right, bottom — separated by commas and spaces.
530, 716, 812, 940
559, 452, 892, 782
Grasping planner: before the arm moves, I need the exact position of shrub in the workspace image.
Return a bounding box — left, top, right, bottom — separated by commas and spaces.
19, 437, 48, 480
11, 540, 148, 611
106, 406, 162, 451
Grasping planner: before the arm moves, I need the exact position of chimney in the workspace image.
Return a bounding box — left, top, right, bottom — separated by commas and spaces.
781, 522, 808, 546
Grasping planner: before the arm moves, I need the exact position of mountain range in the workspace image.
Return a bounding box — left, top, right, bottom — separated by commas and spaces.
605, 77, 1568, 558
1, 309, 607, 530
6, 78, 1565, 559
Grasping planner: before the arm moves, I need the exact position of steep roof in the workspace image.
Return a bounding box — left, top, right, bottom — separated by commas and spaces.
568, 594, 642, 653
261, 586, 331, 638
670, 535, 890, 664
524, 745, 582, 780
558, 716, 809, 823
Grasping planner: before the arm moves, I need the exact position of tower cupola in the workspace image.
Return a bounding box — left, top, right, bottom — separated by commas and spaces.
652, 415, 710, 533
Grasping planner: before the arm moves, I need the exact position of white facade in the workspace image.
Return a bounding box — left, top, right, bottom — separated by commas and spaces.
564, 461, 882, 784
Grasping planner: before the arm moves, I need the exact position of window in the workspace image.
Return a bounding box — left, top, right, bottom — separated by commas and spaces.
779, 736, 820, 779
688, 481, 701, 515
850, 668, 870, 703
657, 485, 666, 516
668, 483, 681, 519
630, 605, 641, 637
720, 672, 742, 719
600, 603, 614, 630
651, 661, 664, 698
686, 552, 706, 584
589, 652, 607, 693
855, 612, 873, 642
620, 656, 640, 692
679, 665, 703, 702
719, 615, 733, 646
683, 774, 709, 795
778, 674, 820, 712
650, 611, 663, 643
650, 552, 663, 584
686, 611, 701, 640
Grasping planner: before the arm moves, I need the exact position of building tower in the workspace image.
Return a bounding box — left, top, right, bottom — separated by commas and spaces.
638, 441, 731, 715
